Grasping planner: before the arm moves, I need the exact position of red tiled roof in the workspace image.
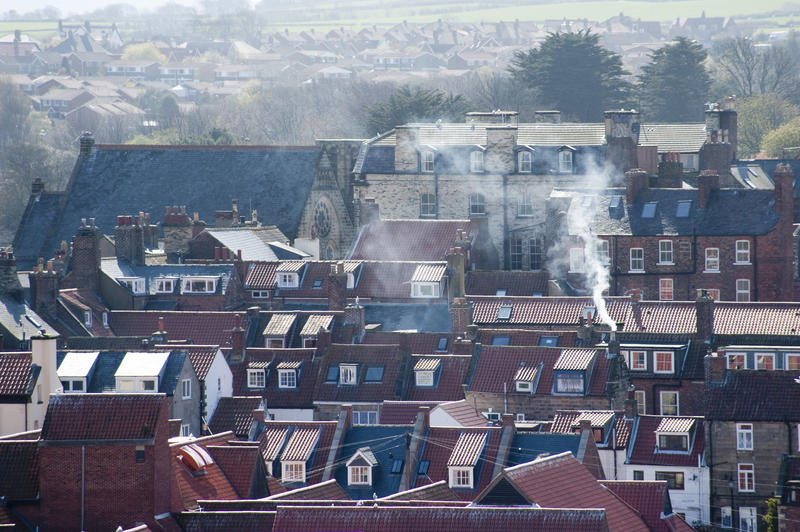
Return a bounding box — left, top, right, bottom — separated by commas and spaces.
613, 415, 635, 448
380, 480, 459, 501
705, 370, 800, 421
0, 440, 38, 500
208, 396, 263, 437
109, 311, 247, 347
173, 453, 238, 510
244, 261, 278, 289
600, 481, 671, 532
628, 416, 705, 467
478, 328, 579, 347
380, 401, 441, 425
276, 261, 306, 273
207, 444, 260, 498
466, 271, 550, 296
41, 393, 166, 441
349, 219, 470, 262
281, 427, 320, 462
179, 511, 276, 532
656, 417, 696, 433
271, 505, 608, 531
447, 431, 488, 466
58, 288, 114, 337
551, 411, 615, 433
0, 352, 34, 398
435, 400, 488, 427
553, 349, 596, 370
406, 355, 471, 403
470, 296, 629, 327
495, 452, 649, 531
260, 426, 291, 462
299, 314, 333, 336
264, 479, 349, 500
229, 348, 317, 407
173, 345, 219, 381
414, 358, 441, 371
514, 364, 539, 382
314, 344, 403, 403
257, 421, 338, 485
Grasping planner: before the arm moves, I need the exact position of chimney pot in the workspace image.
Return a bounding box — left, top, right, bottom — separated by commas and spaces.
237, 249, 242, 261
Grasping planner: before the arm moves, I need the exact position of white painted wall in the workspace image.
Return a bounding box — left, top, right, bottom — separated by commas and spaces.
204, 348, 233, 422
268, 408, 314, 421
622, 463, 710, 526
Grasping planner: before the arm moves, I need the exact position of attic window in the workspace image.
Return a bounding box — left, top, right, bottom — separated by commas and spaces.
312, 279, 323, 289
277, 273, 299, 289
495, 289, 507, 296
118, 277, 146, 295
325, 366, 339, 383
339, 364, 357, 385
658, 434, 688, 451
497, 305, 512, 320
676, 200, 691, 217
609, 195, 623, 210
491, 335, 510, 346
364, 366, 384, 383
417, 460, 430, 475
182, 277, 217, 294
539, 335, 559, 347
436, 337, 448, 352
278, 369, 297, 389
642, 202, 657, 218
391, 459, 404, 474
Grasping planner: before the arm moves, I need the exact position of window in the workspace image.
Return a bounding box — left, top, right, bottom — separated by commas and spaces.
279, 369, 297, 389
658, 434, 688, 451
518, 150, 532, 173
736, 240, 751, 264
570, 247, 585, 273
142, 380, 156, 391
516, 413, 526, 421
642, 202, 657, 218
634, 390, 646, 415
468, 193, 486, 216
181, 379, 191, 399
596, 240, 610, 265
787, 354, 800, 371
655, 351, 674, 373
267, 338, 285, 348
312, 279, 323, 289
515, 380, 532, 392
510, 236, 522, 269
658, 240, 673, 264
353, 411, 378, 425
415, 370, 435, 387
676, 200, 691, 218
660, 391, 679, 416
83, 310, 92, 328
558, 150, 573, 173
539, 335, 558, 347
118, 379, 135, 392
411, 282, 439, 298
325, 366, 339, 383
449, 467, 473, 489
282, 461, 305, 482
349, 465, 371, 485
391, 459, 404, 474
339, 364, 357, 385
422, 150, 435, 172
659, 278, 674, 301
755, 352, 774, 370
436, 337, 448, 352
736, 279, 751, 302
497, 305, 512, 320
155, 279, 174, 293
118, 277, 146, 295
655, 471, 685, 490
420, 193, 436, 217
633, 470, 644, 480
218, 378, 221, 392
277, 273, 299, 288
136, 446, 146, 463
555, 373, 584, 394
491, 335, 510, 346
252, 290, 269, 298
739, 507, 757, 532
518, 192, 534, 217
737, 423, 754, 450
102, 312, 109, 328
705, 248, 719, 272
721, 506, 732, 528
181, 424, 191, 437
530, 238, 544, 269
183, 278, 216, 293
364, 366, 384, 383
247, 369, 265, 389
727, 353, 747, 369
496, 289, 506, 296
470, 150, 484, 172
629, 248, 644, 272
630, 351, 646, 371
738, 463, 755, 492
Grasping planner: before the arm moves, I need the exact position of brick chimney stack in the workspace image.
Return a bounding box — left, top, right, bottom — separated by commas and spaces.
625, 168, 648, 205
327, 262, 348, 311
230, 313, 245, 362
30, 256, 60, 315
79, 131, 94, 156
624, 390, 638, 420
705, 351, 726, 385
446, 247, 466, 302
0, 249, 23, 301
66, 218, 100, 290
394, 126, 421, 172
163, 205, 192, 263
605, 110, 640, 174
695, 290, 714, 344
449, 297, 471, 335
115, 215, 145, 265
697, 170, 719, 210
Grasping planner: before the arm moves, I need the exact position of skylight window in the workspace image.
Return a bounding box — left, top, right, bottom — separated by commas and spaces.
436, 337, 448, 352
582, 195, 594, 208
391, 459, 404, 474
325, 366, 339, 383
609, 196, 623, 209
539, 336, 559, 347
312, 279, 323, 289
364, 366, 384, 383
496, 289, 507, 296
676, 200, 691, 218
642, 202, 657, 218
491, 335, 510, 346
497, 305, 512, 320
418, 460, 430, 475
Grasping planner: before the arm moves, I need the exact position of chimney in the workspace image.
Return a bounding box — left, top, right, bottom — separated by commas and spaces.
341, 404, 354, 428
192, 212, 206, 238
168, 419, 182, 438
605, 110, 640, 173
607, 331, 620, 358
704, 99, 737, 159
576, 316, 594, 347
695, 290, 714, 344
115, 215, 145, 265
327, 262, 348, 311
624, 390, 638, 420
446, 248, 465, 301
232, 199, 239, 226
705, 351, 726, 385
578, 419, 593, 436
230, 313, 245, 362
394, 126, 420, 172
773, 164, 794, 220
79, 131, 94, 156
697, 170, 719, 210
534, 110, 561, 124
162, 205, 193, 262
68, 220, 101, 290
485, 126, 517, 173
657, 155, 683, 188
151, 316, 167, 344
31, 334, 59, 401
31, 177, 44, 196
501, 413, 516, 428
449, 297, 471, 335
625, 168, 648, 205
30, 258, 60, 315
466, 111, 519, 125
344, 303, 365, 342
360, 198, 379, 225
629, 288, 641, 304
0, 249, 23, 301
252, 409, 266, 424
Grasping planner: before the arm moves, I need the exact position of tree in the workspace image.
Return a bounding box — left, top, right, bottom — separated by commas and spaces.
713, 35, 800, 98
763, 497, 778, 532
121, 43, 168, 64
509, 30, 631, 121
638, 38, 711, 122
737, 94, 799, 157
0, 76, 32, 148
760, 117, 800, 157
364, 85, 470, 136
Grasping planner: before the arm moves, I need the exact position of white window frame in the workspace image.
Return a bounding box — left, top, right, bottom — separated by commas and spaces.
755, 352, 774, 370
518, 150, 532, 173
117, 379, 135, 392
727, 352, 747, 369
659, 278, 674, 301
787, 354, 800, 372
721, 506, 732, 528
735, 240, 751, 264
415, 370, 435, 387
118, 277, 146, 295
251, 290, 270, 298
739, 506, 757, 532
102, 312, 109, 328
629, 248, 644, 272
658, 240, 673, 264
737, 423, 753, 451
181, 378, 191, 399
596, 240, 610, 265
634, 390, 646, 415
555, 372, 584, 394
468, 193, 486, 216
738, 463, 755, 492
654, 351, 675, 374
182, 277, 217, 294
518, 191, 534, 217
411, 282, 439, 298
558, 150, 573, 173
247, 369, 265, 389
154, 278, 175, 294
84, 310, 92, 327
630, 350, 647, 371
569, 247, 585, 273
181, 424, 191, 437
276, 273, 299, 288
470, 150, 484, 172
278, 369, 297, 389
660, 390, 679, 416
515, 380, 532, 393
422, 150, 435, 172
282, 461, 306, 482
420, 193, 436, 217
449, 466, 474, 489
339, 364, 357, 385
348, 465, 371, 485
705, 247, 720, 272
353, 410, 378, 425
142, 379, 156, 392
736, 279, 751, 302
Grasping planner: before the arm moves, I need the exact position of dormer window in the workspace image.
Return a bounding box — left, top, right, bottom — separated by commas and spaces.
655, 418, 694, 452
182, 277, 217, 294
282, 461, 305, 483
449, 467, 473, 488
154, 278, 175, 294
118, 277, 146, 295
409, 262, 447, 298
514, 363, 538, 393
659, 433, 688, 451
347, 447, 378, 486
414, 358, 440, 387
422, 150, 435, 172
84, 311, 92, 327
61, 379, 85, 393
277, 273, 299, 288
278, 369, 297, 389
470, 150, 484, 172
339, 364, 357, 385
247, 369, 266, 389
555, 373, 584, 393
518, 150, 532, 173
654, 351, 674, 374
558, 148, 574, 173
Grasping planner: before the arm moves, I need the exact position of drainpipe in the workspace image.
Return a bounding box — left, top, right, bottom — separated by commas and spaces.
81, 445, 85, 531
502, 174, 509, 269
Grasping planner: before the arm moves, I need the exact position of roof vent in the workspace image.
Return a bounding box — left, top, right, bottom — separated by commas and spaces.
178, 443, 214, 472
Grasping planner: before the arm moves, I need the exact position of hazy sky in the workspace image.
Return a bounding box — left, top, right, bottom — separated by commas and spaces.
9, 0, 211, 17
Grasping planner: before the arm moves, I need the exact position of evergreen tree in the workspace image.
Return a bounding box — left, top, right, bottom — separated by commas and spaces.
509, 30, 631, 121
638, 37, 711, 122
364, 85, 470, 135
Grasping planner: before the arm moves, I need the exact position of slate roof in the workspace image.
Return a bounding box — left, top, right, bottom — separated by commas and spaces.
0, 352, 35, 399
0, 440, 38, 500
315, 344, 404, 403
363, 331, 459, 354
705, 370, 800, 421
334, 425, 411, 498
271, 505, 609, 531
204, 228, 305, 261
41, 393, 166, 441
637, 123, 707, 153
109, 311, 246, 347
179, 511, 275, 532
466, 270, 550, 296
263, 313, 296, 336
361, 303, 452, 332
349, 219, 471, 262
100, 259, 233, 296
406, 355, 471, 402
0, 297, 58, 342
181, 345, 219, 381
380, 480, 459, 501
555, 186, 781, 237
208, 396, 262, 437
13, 144, 318, 269
628, 416, 705, 467
478, 328, 579, 348
507, 432, 583, 467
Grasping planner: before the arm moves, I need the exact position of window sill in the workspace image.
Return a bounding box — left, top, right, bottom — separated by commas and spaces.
734, 262, 752, 266
656, 262, 674, 266
654, 370, 674, 375
703, 270, 720, 274
628, 270, 645, 274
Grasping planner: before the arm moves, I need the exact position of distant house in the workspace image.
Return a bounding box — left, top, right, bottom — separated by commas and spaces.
0, 335, 58, 435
